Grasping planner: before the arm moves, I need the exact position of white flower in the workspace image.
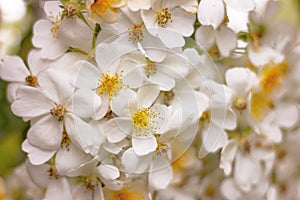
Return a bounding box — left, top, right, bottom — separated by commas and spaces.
141, 0, 196, 48
0, 50, 48, 102
13, 68, 102, 165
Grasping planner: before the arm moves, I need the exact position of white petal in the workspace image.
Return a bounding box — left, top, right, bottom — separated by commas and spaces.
220, 140, 238, 175
27, 49, 49, 75
223, 0, 255, 12
44, 1, 62, 18
248, 46, 283, 67
132, 135, 157, 156
6, 82, 23, 103
38, 69, 74, 103
56, 144, 91, 175
69, 88, 101, 118
121, 148, 149, 173
32, 20, 54, 48
11, 86, 53, 119
103, 117, 132, 143
274, 103, 298, 128
199, 124, 228, 157
64, 115, 102, 155
136, 84, 160, 108
40, 39, 68, 60
215, 26, 237, 57
223, 109, 237, 130
195, 26, 215, 50
25, 160, 50, 188
157, 54, 189, 79
178, 0, 198, 13
225, 67, 256, 96
28, 115, 63, 150
22, 140, 56, 165
141, 10, 159, 37
197, 0, 224, 29
111, 89, 136, 116
234, 152, 260, 192
0, 56, 29, 82
220, 178, 241, 200
149, 71, 175, 91
45, 178, 72, 200
165, 8, 195, 37
123, 68, 144, 88
97, 164, 120, 180
149, 156, 173, 190
74, 60, 100, 89
157, 28, 185, 48
127, 0, 151, 11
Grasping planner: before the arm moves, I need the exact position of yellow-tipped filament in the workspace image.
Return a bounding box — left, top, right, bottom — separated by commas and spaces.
157, 8, 172, 28
97, 73, 124, 101
91, 0, 116, 17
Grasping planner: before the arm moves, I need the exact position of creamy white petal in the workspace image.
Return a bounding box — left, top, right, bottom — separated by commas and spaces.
103, 117, 132, 143
157, 28, 185, 49
0, 56, 29, 82
225, 67, 256, 96
132, 135, 157, 156
44, 1, 62, 18
274, 103, 298, 128
215, 26, 237, 57
141, 10, 159, 37
127, 0, 151, 11
69, 88, 101, 119
220, 140, 238, 175
220, 178, 241, 200
74, 60, 100, 89
157, 54, 189, 79
136, 84, 160, 108
234, 152, 260, 192
195, 26, 215, 50
56, 144, 92, 175
121, 148, 150, 173
248, 46, 283, 67
27, 115, 63, 150
32, 20, 54, 48
64, 115, 102, 155
97, 164, 120, 180
111, 89, 136, 117
25, 160, 50, 188
27, 49, 49, 75
149, 71, 175, 91
22, 140, 56, 165
45, 178, 72, 200
223, 109, 237, 130
149, 156, 173, 190
178, 0, 198, 13
40, 39, 68, 60
11, 86, 53, 119
223, 0, 255, 12
123, 68, 144, 88
6, 82, 23, 103
197, 0, 224, 29
38, 69, 74, 103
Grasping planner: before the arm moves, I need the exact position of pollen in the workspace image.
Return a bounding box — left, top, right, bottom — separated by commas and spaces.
250, 91, 273, 121
50, 104, 67, 121
260, 61, 288, 94
25, 75, 38, 87
234, 97, 247, 111
131, 107, 160, 136
91, 0, 115, 17
145, 60, 156, 78
61, 129, 71, 150
156, 141, 168, 156
157, 8, 172, 28
96, 72, 125, 101
104, 188, 145, 200
84, 175, 99, 191
48, 12, 62, 39
48, 164, 60, 179
129, 24, 144, 43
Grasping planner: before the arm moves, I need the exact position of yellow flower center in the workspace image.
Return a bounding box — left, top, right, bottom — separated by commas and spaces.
260, 61, 288, 94
157, 8, 172, 28
129, 24, 144, 42
104, 188, 146, 200
250, 91, 273, 121
61, 129, 71, 150
84, 175, 99, 191
25, 75, 38, 87
91, 0, 116, 17
50, 104, 67, 121
131, 107, 160, 136
48, 164, 60, 179
234, 97, 247, 111
97, 73, 124, 101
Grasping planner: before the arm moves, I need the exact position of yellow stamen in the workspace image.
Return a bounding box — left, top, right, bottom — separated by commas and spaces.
61, 129, 71, 150
145, 60, 156, 78
157, 8, 172, 28
97, 73, 124, 101
129, 24, 144, 43
50, 104, 67, 121
25, 75, 38, 87
250, 91, 273, 121
91, 0, 116, 17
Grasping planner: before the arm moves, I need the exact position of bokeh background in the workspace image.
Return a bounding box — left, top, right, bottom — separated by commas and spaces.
0, 0, 299, 199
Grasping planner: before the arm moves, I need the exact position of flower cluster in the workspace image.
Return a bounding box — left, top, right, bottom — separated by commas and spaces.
1, 0, 300, 199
